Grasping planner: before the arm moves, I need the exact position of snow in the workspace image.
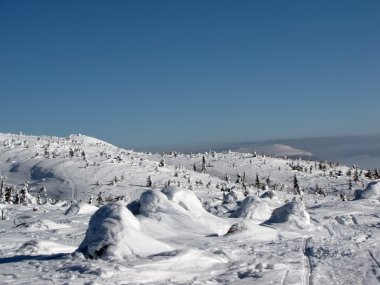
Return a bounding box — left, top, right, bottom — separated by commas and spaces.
263, 200, 314, 230
356, 180, 380, 199
230, 196, 272, 220
64, 202, 99, 216
0, 132, 379, 284
77, 201, 171, 260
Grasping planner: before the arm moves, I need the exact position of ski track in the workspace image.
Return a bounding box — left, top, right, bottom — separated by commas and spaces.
369, 250, 380, 268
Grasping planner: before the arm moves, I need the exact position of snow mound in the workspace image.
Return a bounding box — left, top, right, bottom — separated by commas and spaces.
64, 203, 98, 216
263, 201, 313, 230
230, 196, 271, 220
162, 186, 230, 235
260, 191, 277, 199
222, 189, 238, 204
139, 187, 230, 236
355, 181, 380, 200
139, 189, 176, 219
335, 215, 358, 225
18, 239, 76, 255
226, 222, 248, 235
162, 186, 208, 216
77, 202, 171, 260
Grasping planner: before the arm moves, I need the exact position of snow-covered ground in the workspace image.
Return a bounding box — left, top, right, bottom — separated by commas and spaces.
0, 133, 379, 284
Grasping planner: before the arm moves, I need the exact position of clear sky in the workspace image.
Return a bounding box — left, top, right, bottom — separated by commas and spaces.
0, 0, 379, 150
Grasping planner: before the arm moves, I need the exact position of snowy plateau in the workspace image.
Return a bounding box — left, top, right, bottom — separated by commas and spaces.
0, 133, 379, 285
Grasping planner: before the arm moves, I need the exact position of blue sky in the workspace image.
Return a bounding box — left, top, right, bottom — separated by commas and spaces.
0, 1, 379, 149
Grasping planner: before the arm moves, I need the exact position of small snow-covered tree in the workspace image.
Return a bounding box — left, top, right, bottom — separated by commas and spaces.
255, 174, 260, 189
201, 156, 206, 173
293, 175, 300, 195
4, 187, 13, 203
96, 192, 103, 206
20, 184, 29, 205
146, 176, 152, 188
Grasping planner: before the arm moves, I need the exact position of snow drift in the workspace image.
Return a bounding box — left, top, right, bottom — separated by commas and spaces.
263, 201, 313, 230
355, 180, 380, 200
230, 196, 271, 220
76, 202, 172, 260
64, 202, 98, 216
139, 187, 230, 236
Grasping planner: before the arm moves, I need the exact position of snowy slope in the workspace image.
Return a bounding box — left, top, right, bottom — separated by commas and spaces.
0, 133, 379, 284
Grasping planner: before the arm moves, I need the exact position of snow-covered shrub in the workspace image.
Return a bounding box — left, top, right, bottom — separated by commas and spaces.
76, 202, 171, 260
226, 222, 247, 235
263, 201, 313, 230
222, 189, 238, 204
355, 180, 380, 200
260, 191, 276, 199
230, 196, 271, 220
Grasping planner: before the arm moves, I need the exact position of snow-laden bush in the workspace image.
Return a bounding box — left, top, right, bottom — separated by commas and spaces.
355, 180, 380, 200
162, 186, 206, 215
226, 222, 247, 235
230, 196, 271, 220
263, 201, 313, 230
139, 190, 174, 219
222, 189, 238, 204
76, 202, 171, 260
260, 191, 276, 199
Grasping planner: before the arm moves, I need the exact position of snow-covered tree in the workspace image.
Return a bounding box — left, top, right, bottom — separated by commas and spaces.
255, 174, 260, 189
201, 156, 206, 173
146, 176, 152, 188
293, 175, 300, 195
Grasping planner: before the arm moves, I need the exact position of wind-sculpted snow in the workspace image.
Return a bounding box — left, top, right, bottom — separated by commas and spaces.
230, 196, 271, 220
263, 200, 314, 230
64, 202, 98, 216
0, 133, 380, 284
355, 180, 380, 200
139, 187, 230, 236
77, 202, 172, 260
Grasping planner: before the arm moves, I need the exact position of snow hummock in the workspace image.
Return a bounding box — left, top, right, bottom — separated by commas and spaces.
64, 202, 99, 216
77, 201, 172, 260
230, 196, 272, 220
356, 180, 380, 200
139, 187, 230, 236
263, 201, 313, 230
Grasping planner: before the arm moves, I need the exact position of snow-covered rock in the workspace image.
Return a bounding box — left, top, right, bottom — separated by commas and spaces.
263, 201, 313, 230
76, 202, 171, 259
230, 196, 271, 220
355, 181, 380, 200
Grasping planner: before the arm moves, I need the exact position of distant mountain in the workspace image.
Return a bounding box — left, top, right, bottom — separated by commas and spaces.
228, 135, 380, 169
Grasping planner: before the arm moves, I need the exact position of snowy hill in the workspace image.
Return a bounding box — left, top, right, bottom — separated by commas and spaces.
0, 133, 379, 284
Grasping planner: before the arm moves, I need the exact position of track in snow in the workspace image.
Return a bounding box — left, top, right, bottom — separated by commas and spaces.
302, 237, 312, 285
368, 250, 380, 268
